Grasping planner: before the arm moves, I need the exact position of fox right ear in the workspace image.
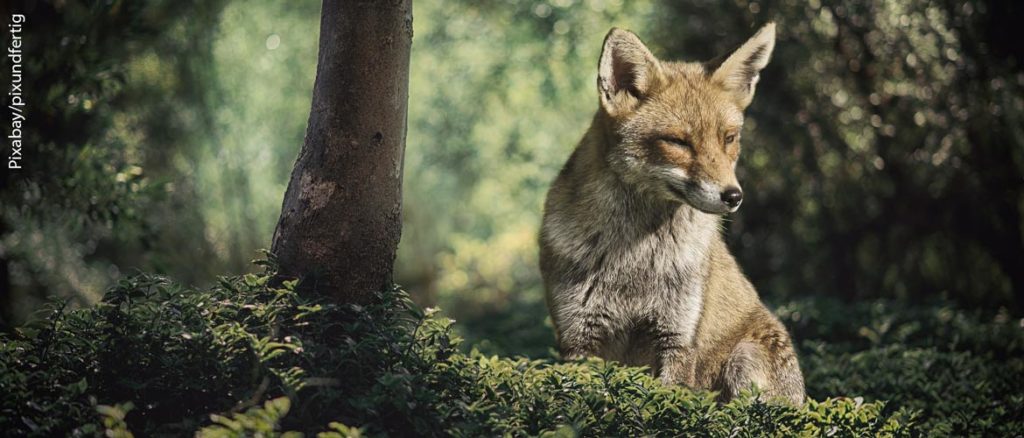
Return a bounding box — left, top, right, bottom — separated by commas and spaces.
708, 23, 776, 109
597, 28, 663, 116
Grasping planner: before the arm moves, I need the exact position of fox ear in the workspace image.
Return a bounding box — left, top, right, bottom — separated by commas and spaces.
598, 28, 664, 116
708, 22, 776, 109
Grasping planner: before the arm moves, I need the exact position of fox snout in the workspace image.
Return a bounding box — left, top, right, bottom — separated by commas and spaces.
691, 182, 743, 214
665, 176, 743, 214
659, 165, 743, 214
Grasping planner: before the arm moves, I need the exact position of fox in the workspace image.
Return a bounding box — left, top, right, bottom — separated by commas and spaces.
539, 23, 804, 405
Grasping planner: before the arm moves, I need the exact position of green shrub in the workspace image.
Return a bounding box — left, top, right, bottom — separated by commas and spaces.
778, 299, 1024, 436
2, 269, 1020, 436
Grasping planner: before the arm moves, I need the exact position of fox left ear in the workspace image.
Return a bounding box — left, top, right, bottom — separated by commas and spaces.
597, 28, 664, 116
708, 23, 776, 109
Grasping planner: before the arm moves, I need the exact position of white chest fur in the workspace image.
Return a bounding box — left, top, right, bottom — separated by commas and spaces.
543, 192, 718, 360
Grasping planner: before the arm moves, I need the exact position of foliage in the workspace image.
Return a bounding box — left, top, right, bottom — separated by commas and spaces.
1, 0, 229, 325
779, 298, 1024, 436
2, 271, 1022, 436
198, 397, 302, 438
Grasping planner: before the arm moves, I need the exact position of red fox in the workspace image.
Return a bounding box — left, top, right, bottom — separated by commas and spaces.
539, 23, 804, 405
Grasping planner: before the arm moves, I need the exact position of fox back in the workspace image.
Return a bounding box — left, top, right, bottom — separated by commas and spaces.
539, 24, 804, 404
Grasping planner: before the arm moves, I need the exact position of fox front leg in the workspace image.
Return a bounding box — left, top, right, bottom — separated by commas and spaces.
650, 309, 699, 386
658, 349, 697, 387
655, 336, 697, 387
650, 283, 704, 387
555, 310, 614, 360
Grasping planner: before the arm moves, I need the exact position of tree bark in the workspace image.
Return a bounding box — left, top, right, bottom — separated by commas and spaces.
271, 0, 412, 303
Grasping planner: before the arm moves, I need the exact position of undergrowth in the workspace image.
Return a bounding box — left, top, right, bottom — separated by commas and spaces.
0, 268, 1021, 436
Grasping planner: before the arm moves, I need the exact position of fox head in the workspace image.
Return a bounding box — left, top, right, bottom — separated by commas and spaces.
596, 24, 776, 214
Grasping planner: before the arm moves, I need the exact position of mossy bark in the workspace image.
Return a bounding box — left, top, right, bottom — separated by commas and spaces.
272, 0, 412, 303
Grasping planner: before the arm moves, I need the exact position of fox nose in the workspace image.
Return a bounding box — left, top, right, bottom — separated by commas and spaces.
721, 187, 743, 209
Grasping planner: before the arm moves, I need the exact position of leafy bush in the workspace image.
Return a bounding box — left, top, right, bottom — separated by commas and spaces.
776, 299, 1024, 436
1, 269, 1020, 436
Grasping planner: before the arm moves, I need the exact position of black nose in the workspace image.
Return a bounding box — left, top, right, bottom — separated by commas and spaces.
721, 187, 743, 208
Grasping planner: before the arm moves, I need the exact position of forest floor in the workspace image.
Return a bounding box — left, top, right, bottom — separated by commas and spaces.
1, 272, 1021, 436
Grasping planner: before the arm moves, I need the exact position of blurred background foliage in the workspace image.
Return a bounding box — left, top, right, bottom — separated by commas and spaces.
2, 0, 1022, 357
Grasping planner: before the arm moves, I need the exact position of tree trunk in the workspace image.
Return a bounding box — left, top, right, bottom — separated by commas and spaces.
271, 0, 412, 304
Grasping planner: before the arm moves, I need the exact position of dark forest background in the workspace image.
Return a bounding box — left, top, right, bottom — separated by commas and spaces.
2, 0, 1022, 357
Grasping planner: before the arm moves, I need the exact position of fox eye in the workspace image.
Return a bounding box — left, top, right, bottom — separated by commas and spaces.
663, 137, 693, 150
724, 134, 737, 144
